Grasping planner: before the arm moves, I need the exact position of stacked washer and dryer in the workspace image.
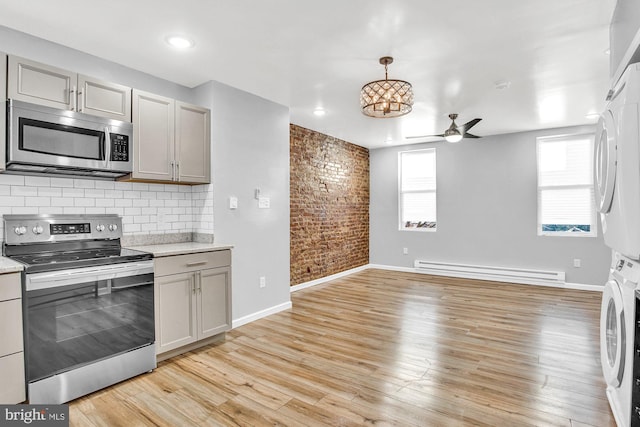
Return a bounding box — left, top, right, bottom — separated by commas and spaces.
597, 62, 640, 427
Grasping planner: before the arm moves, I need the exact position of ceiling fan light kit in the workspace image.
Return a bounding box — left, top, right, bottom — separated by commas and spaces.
361, 56, 414, 118
406, 113, 483, 143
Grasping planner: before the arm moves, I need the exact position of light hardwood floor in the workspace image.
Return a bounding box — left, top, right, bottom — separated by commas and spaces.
69, 269, 615, 426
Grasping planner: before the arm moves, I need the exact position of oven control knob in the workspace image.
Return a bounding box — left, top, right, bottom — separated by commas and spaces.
32, 225, 44, 235
14, 226, 27, 236
108, 224, 118, 232
96, 224, 105, 232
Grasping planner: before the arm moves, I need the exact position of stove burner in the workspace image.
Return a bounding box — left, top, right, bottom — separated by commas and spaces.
31, 255, 81, 264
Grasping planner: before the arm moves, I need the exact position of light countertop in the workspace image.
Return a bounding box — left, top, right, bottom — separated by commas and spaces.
125, 242, 233, 258
0, 257, 25, 274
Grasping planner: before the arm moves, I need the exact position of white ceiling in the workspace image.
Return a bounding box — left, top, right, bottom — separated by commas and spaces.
0, 0, 616, 149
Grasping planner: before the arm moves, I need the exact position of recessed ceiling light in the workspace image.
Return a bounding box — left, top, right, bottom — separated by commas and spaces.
585, 112, 600, 120
165, 35, 195, 49
313, 108, 326, 117
494, 80, 511, 90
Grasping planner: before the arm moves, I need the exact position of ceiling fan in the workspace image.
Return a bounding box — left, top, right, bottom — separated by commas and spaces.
407, 114, 482, 143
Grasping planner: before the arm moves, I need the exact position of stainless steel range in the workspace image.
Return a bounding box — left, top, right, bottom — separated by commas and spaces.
2, 214, 156, 404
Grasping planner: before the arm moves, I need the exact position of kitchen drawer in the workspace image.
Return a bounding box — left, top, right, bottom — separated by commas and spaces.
0, 352, 25, 404
155, 250, 231, 277
0, 273, 20, 301
0, 299, 23, 357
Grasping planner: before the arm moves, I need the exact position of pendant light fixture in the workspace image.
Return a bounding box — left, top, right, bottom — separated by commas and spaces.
360, 56, 414, 118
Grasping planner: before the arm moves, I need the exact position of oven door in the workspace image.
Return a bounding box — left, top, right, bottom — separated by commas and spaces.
24, 261, 154, 384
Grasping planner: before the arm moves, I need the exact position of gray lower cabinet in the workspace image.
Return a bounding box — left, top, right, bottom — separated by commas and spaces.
0, 272, 25, 404
154, 250, 231, 357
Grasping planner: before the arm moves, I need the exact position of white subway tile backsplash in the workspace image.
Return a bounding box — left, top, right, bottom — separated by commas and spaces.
26, 197, 51, 207
84, 189, 105, 198
94, 181, 115, 190
96, 198, 115, 207
104, 190, 123, 199
73, 179, 95, 189
123, 191, 141, 199
0, 196, 25, 207
74, 198, 95, 207
12, 186, 38, 196
0, 176, 213, 241
0, 175, 25, 186
52, 197, 74, 207
50, 178, 74, 188
38, 187, 62, 197
25, 176, 51, 187
63, 207, 86, 214
63, 188, 85, 198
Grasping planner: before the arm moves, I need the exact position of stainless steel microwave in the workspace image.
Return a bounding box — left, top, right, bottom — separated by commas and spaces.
7, 99, 133, 179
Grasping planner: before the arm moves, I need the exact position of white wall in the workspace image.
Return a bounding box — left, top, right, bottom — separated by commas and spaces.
370, 125, 612, 286
194, 81, 291, 324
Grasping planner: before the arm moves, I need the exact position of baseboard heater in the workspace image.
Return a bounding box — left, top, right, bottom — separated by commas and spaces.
413, 260, 565, 286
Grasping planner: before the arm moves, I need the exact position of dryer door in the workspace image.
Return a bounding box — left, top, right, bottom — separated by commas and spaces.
595, 110, 617, 214
601, 278, 626, 387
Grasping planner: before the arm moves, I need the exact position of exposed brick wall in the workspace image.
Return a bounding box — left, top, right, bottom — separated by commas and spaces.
290, 124, 370, 286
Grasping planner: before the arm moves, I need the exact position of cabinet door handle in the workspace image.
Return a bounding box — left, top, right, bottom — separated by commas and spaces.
186, 261, 207, 267
169, 161, 175, 180
197, 271, 202, 293
176, 162, 180, 181
78, 89, 84, 112
70, 86, 77, 111
192, 277, 196, 294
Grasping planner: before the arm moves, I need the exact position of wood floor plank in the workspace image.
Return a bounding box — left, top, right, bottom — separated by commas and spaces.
68, 269, 615, 426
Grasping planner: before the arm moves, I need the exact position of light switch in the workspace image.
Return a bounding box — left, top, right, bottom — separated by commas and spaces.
229, 196, 238, 209
258, 197, 270, 209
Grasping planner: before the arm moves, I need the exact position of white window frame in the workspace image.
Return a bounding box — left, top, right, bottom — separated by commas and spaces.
398, 148, 437, 232
536, 133, 596, 237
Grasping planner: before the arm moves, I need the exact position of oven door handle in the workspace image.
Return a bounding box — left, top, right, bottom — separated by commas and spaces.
26, 262, 154, 291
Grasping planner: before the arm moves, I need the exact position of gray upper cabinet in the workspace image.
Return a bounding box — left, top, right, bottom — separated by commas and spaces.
77, 75, 132, 121
0, 53, 6, 172
132, 90, 211, 184
8, 55, 132, 122
176, 101, 211, 184
132, 90, 175, 182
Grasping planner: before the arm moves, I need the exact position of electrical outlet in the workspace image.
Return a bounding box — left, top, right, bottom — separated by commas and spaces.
403, 247, 408, 255
229, 196, 238, 209
573, 258, 581, 268
258, 197, 270, 209
259, 276, 266, 288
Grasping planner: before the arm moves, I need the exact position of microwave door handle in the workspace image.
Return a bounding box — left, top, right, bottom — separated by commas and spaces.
104, 126, 111, 166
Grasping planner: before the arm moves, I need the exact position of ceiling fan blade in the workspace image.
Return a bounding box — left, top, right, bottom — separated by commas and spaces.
406, 134, 445, 139
463, 133, 481, 139
458, 118, 482, 133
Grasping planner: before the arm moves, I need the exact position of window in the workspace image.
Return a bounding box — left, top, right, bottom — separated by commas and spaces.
536, 134, 596, 236
399, 148, 436, 231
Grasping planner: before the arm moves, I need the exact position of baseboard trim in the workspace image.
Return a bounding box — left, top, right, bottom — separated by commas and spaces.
290, 264, 369, 293
232, 301, 292, 329
368, 263, 603, 292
